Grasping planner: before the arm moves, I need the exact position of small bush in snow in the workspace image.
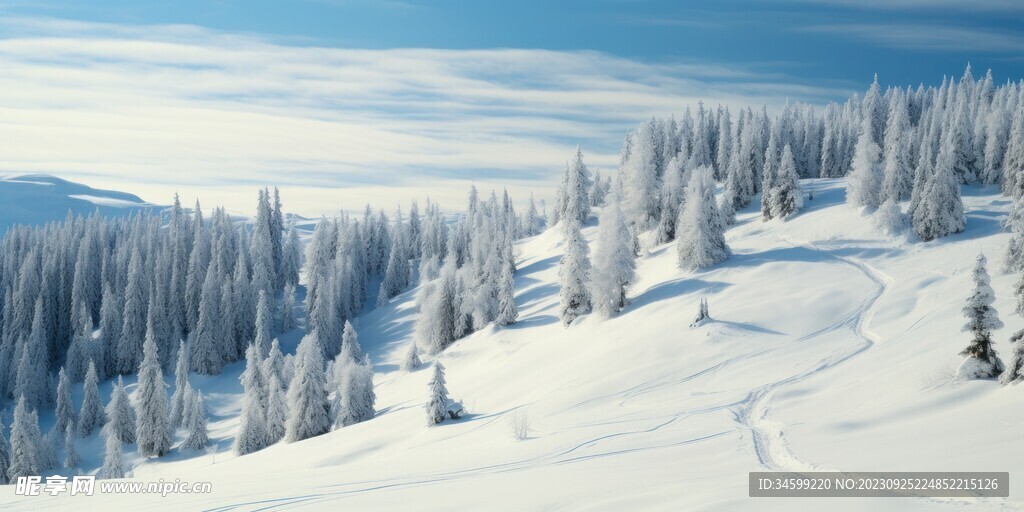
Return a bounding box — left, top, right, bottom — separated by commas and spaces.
874, 198, 908, 237
508, 408, 531, 441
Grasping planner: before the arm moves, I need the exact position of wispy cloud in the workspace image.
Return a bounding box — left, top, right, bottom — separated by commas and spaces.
0, 17, 851, 215
778, 0, 1024, 11
802, 22, 1024, 52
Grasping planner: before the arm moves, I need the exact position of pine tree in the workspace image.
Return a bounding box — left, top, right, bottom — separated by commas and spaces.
7, 396, 39, 481
169, 341, 190, 428
874, 198, 908, 236
181, 390, 209, 452
0, 418, 9, 484
99, 428, 125, 479
426, 362, 450, 426
285, 332, 330, 442
677, 166, 730, 270
78, 360, 106, 437
655, 156, 686, 244
332, 356, 376, 428
958, 254, 1005, 379
401, 342, 421, 372
135, 331, 171, 457
280, 283, 297, 332
107, 376, 136, 444
847, 117, 883, 208
913, 130, 966, 241
881, 92, 913, 201
117, 246, 148, 374
771, 144, 803, 220
254, 290, 273, 358
235, 344, 269, 455
558, 217, 592, 326
1001, 329, 1024, 385
16, 298, 51, 410
190, 265, 222, 375
556, 146, 594, 227
265, 373, 287, 444
495, 261, 518, 326
54, 366, 76, 436
590, 198, 636, 317
63, 424, 79, 469
338, 321, 364, 365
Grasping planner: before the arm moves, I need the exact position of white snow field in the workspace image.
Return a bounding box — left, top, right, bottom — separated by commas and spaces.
7, 178, 1024, 511
0, 174, 158, 232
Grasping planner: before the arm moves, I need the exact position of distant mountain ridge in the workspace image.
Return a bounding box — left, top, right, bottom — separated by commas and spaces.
0, 174, 160, 233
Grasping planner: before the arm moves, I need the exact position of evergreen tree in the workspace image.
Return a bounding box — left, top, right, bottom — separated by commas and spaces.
285, 332, 330, 442
677, 166, 731, 270
913, 130, 967, 241
280, 284, 297, 332
181, 390, 209, 452
54, 366, 76, 435
7, 396, 39, 481
590, 198, 636, 317
558, 217, 592, 326
63, 424, 79, 469
235, 344, 269, 455
426, 362, 450, 426
556, 146, 593, 227
338, 321, 364, 365
1001, 329, 1024, 385
265, 373, 287, 444
771, 144, 803, 220
99, 428, 125, 479
881, 91, 913, 201
495, 260, 518, 326
189, 265, 222, 375
169, 341, 190, 428
78, 360, 106, 437
847, 117, 883, 208
117, 247, 148, 374
958, 254, 1005, 379
655, 156, 686, 244
107, 376, 136, 444
401, 342, 421, 372
135, 331, 171, 457
254, 290, 273, 358
0, 418, 9, 484
332, 356, 375, 428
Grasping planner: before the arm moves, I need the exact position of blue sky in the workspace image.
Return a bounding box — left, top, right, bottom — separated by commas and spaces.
0, 1, 1020, 215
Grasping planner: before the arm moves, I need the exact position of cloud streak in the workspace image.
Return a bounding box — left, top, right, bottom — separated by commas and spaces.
801, 22, 1024, 53
0, 17, 851, 215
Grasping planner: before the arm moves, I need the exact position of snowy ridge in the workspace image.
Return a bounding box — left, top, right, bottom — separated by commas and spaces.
0, 174, 159, 232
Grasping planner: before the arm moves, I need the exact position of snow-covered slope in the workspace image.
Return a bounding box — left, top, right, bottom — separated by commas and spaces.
0, 174, 158, 232
11, 179, 1024, 511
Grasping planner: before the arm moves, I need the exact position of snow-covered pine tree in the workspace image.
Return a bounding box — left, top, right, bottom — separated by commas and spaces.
63, 424, 78, 469
690, 298, 710, 327
99, 427, 125, 479
590, 197, 636, 317
655, 156, 686, 244
426, 362, 450, 426
117, 246, 148, 375
761, 126, 780, 220
556, 146, 594, 228
107, 376, 136, 444
265, 373, 287, 444
495, 260, 518, 326
0, 418, 9, 484
378, 209, 411, 306
338, 321, 364, 365
332, 356, 376, 428
135, 331, 171, 457
676, 166, 730, 270
847, 116, 883, 209
169, 341, 189, 428
54, 366, 76, 436
16, 298, 51, 410
7, 396, 39, 481
881, 90, 913, 202
235, 344, 269, 455
558, 217, 592, 326
254, 289, 273, 358
78, 360, 106, 437
280, 283, 297, 332
181, 390, 209, 452
958, 254, 1005, 379
1001, 329, 1024, 385
190, 264, 223, 375
401, 342, 421, 372
285, 332, 331, 442
874, 198, 908, 237
913, 129, 966, 241
771, 144, 803, 220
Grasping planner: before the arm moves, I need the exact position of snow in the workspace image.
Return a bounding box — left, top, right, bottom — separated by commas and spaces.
6, 177, 1024, 510
0, 174, 159, 233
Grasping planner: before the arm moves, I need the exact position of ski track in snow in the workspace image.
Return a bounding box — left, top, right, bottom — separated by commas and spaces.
736, 235, 1020, 512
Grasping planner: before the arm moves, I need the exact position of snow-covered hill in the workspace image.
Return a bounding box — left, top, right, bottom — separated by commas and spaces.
11, 178, 1024, 511
0, 174, 158, 232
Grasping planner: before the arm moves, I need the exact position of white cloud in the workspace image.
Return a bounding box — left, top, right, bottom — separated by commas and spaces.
0, 17, 851, 216
801, 23, 1024, 53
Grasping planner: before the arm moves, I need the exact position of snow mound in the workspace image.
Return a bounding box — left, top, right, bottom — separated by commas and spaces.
0, 174, 159, 232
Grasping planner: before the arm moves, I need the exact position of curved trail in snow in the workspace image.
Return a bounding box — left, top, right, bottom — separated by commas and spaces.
733, 236, 891, 472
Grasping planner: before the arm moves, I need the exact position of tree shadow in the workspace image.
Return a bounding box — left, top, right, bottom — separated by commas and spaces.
710, 319, 784, 336
626, 278, 732, 313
